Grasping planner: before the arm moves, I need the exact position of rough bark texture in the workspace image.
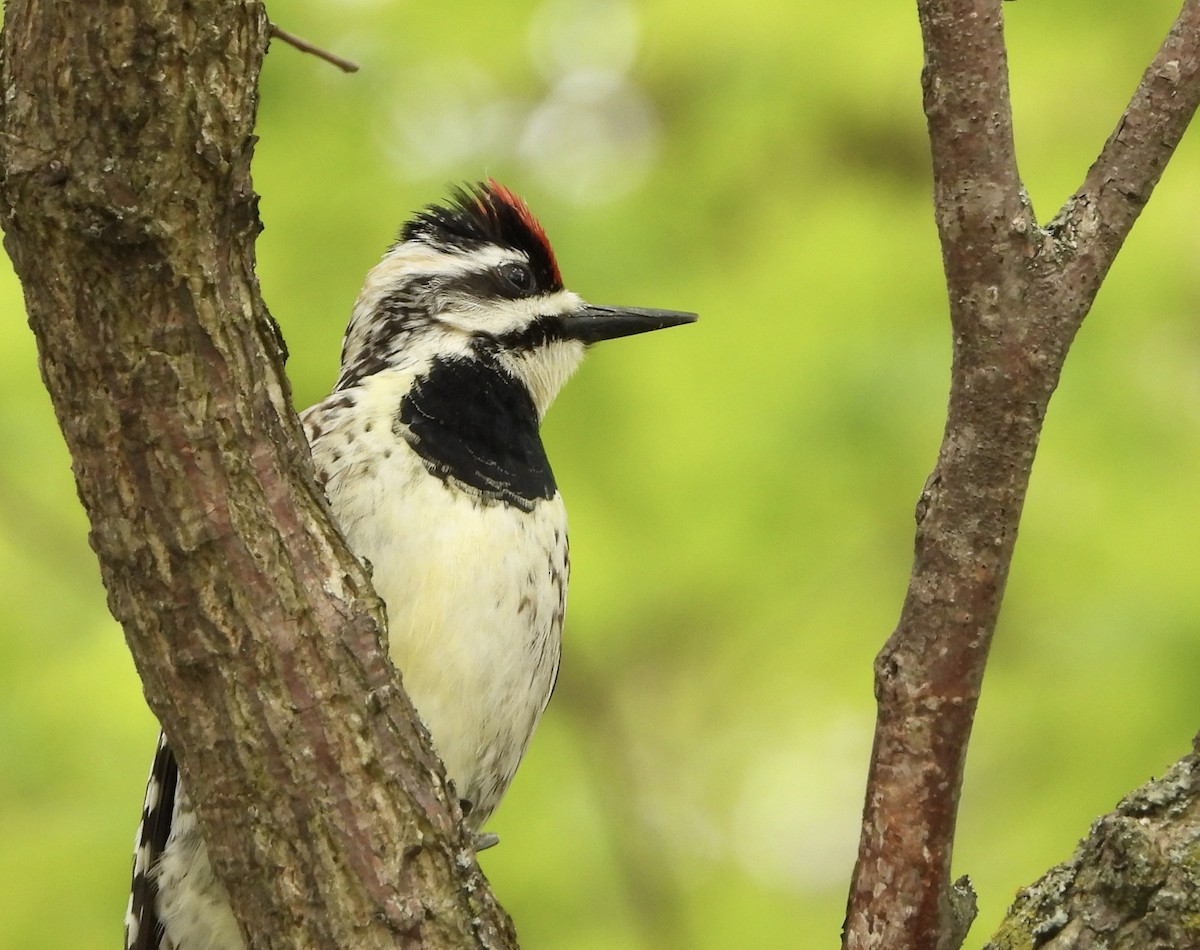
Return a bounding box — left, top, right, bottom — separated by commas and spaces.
843, 3, 1200, 949
0, 2, 517, 947
984, 740, 1200, 950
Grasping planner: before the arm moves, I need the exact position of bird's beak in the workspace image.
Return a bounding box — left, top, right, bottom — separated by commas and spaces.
561, 304, 698, 344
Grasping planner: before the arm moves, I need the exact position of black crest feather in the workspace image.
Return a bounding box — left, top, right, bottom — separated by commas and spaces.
402, 180, 562, 292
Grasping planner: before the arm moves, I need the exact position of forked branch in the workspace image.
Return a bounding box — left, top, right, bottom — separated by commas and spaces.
843, 3, 1200, 949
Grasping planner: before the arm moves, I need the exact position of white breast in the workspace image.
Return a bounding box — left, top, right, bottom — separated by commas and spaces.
304, 376, 567, 825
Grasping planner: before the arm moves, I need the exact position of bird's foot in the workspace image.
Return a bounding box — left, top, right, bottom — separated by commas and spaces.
472, 832, 500, 851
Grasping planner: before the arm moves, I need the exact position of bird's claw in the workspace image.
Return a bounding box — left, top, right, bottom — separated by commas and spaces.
472, 832, 500, 851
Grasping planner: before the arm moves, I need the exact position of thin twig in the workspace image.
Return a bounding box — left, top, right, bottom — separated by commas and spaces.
269, 23, 360, 74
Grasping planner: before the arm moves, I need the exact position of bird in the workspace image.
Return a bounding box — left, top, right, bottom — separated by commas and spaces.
123, 180, 696, 950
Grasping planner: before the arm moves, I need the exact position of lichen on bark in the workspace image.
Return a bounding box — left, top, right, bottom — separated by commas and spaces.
985, 745, 1200, 950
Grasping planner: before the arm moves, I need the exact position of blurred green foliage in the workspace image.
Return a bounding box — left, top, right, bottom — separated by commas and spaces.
2, 1, 1198, 947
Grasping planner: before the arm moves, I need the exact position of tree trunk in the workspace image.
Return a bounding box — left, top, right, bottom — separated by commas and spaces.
0, 2, 517, 947
984, 740, 1200, 950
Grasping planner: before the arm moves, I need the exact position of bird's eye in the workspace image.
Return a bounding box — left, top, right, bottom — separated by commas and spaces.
499, 263, 535, 296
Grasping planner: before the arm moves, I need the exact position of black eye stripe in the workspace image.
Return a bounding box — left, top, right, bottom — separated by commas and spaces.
446, 264, 541, 301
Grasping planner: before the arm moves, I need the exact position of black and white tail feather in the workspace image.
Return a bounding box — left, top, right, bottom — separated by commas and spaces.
122, 181, 695, 949
125, 732, 177, 950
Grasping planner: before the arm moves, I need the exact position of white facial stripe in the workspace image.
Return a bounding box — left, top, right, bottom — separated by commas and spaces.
368, 242, 527, 285
437, 290, 583, 337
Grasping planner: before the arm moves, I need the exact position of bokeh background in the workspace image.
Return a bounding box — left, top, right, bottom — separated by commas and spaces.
2, 1, 1198, 947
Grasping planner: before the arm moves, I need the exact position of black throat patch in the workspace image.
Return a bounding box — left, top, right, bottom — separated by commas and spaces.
396, 355, 556, 510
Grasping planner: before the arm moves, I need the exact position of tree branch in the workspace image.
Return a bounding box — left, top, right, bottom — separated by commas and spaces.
844, 3, 1200, 948
1055, 0, 1200, 304
0, 2, 513, 946
918, 0, 1029, 319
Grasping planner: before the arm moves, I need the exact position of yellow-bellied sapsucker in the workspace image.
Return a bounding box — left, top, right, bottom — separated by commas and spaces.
123, 181, 695, 950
